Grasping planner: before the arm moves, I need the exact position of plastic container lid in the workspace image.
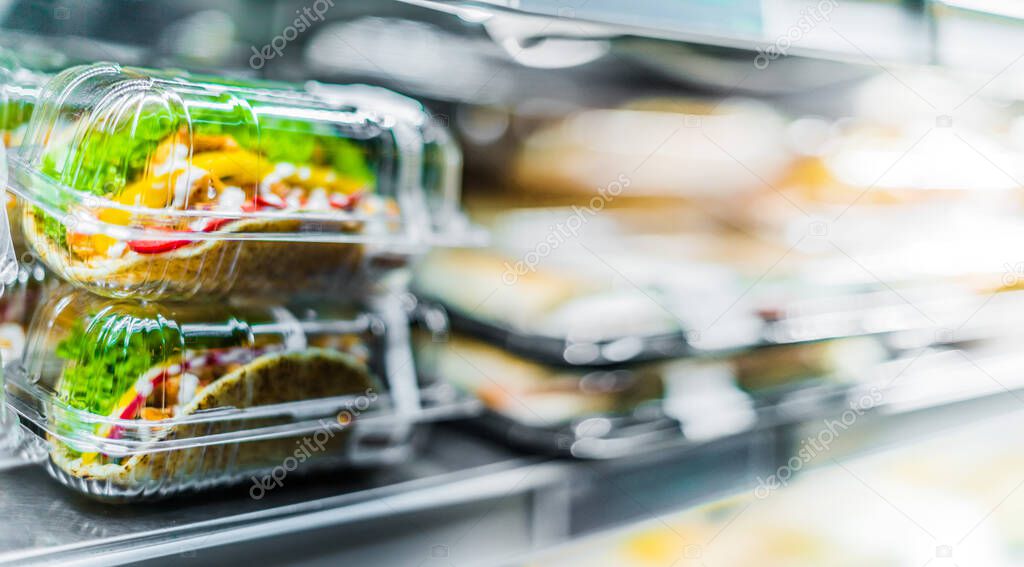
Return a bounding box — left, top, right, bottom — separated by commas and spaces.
6, 286, 419, 495
8, 63, 472, 299
0, 144, 17, 284
0, 48, 50, 147
306, 83, 464, 237
0, 49, 50, 265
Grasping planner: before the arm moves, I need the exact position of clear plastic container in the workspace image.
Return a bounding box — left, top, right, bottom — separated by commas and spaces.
0, 264, 51, 363
413, 308, 887, 457
8, 63, 470, 300
0, 57, 46, 367
0, 51, 48, 258
0, 373, 15, 457
0, 50, 45, 148
414, 330, 673, 459
4, 286, 435, 501
414, 331, 666, 431
305, 83, 464, 237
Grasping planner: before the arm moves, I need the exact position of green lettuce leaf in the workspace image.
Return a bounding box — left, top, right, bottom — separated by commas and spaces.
42, 98, 377, 199
55, 313, 180, 418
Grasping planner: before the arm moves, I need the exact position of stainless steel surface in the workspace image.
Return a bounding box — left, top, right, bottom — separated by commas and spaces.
0, 426, 559, 566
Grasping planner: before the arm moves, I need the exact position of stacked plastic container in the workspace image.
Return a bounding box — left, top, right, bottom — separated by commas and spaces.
0, 51, 52, 361
0, 52, 50, 456
0, 62, 474, 500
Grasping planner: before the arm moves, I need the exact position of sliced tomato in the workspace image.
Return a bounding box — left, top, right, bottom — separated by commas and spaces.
122, 189, 358, 256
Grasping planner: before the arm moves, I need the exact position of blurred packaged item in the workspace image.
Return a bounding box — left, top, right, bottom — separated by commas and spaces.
415, 332, 664, 428
499, 80, 1024, 297
5, 287, 437, 501
414, 208, 769, 366
512, 97, 793, 200
414, 206, 1023, 368
410, 198, 1024, 459
414, 327, 884, 457
0, 53, 51, 362
735, 119, 1024, 238
714, 72, 1024, 290
415, 247, 714, 365
0, 265, 51, 364
9, 63, 473, 300
0, 49, 49, 258
0, 50, 45, 149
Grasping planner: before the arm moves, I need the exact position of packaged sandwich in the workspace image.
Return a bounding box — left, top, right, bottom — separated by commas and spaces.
9, 63, 466, 300
416, 332, 666, 428
412, 207, 772, 366
6, 287, 422, 500
413, 205, 1007, 372
512, 97, 793, 200
415, 324, 886, 457
0, 50, 48, 256
0, 266, 51, 363
0, 53, 48, 368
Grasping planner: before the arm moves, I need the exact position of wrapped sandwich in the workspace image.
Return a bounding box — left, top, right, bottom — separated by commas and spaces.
9, 64, 453, 300
415, 333, 664, 427
9, 289, 391, 498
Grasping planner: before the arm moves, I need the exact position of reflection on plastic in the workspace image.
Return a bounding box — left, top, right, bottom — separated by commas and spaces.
0, 142, 18, 289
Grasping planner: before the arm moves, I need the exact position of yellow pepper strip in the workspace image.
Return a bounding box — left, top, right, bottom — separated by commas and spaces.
190, 150, 268, 186
112, 173, 175, 210
88, 173, 176, 256
283, 165, 364, 194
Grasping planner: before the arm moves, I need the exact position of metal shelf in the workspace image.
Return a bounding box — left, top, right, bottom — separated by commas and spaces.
1, 378, 1023, 566
396, 0, 1024, 88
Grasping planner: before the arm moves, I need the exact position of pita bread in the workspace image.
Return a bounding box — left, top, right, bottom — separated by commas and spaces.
48, 348, 378, 489
24, 211, 367, 299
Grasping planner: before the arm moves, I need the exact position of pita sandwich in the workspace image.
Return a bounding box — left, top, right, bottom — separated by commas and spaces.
49, 347, 378, 488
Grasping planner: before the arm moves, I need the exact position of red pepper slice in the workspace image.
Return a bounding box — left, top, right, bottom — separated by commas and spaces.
202, 218, 235, 232
330, 192, 362, 211
127, 238, 194, 254
107, 369, 172, 440
126, 217, 237, 253
255, 194, 286, 209
125, 190, 359, 255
